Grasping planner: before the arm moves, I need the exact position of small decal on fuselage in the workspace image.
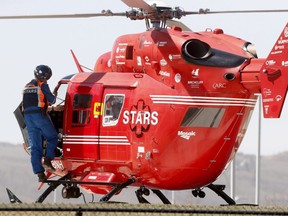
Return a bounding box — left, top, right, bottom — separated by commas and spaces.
178, 131, 196, 140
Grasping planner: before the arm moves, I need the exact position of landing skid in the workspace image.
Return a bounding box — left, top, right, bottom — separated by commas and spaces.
6, 174, 70, 204
6, 175, 136, 204
6, 188, 22, 204
44, 177, 136, 203
135, 183, 235, 205
7, 178, 235, 205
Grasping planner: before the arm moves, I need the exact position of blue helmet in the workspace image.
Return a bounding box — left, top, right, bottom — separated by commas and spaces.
34, 65, 52, 81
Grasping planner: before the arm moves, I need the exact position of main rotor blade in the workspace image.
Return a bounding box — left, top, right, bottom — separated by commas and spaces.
121, 0, 155, 13
0, 12, 126, 20
184, 8, 288, 15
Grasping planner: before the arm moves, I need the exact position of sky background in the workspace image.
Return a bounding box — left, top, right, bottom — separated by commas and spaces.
0, 0, 288, 155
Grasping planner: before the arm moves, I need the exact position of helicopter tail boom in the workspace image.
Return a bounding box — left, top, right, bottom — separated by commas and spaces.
260, 22, 288, 118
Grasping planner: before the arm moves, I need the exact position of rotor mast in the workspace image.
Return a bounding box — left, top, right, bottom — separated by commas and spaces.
121, 0, 187, 30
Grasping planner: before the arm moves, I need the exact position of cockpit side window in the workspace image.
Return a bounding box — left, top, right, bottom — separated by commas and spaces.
72, 94, 92, 125
103, 94, 125, 126
181, 107, 225, 128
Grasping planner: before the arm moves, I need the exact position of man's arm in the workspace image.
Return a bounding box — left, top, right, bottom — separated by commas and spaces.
41, 83, 56, 104
48, 105, 64, 112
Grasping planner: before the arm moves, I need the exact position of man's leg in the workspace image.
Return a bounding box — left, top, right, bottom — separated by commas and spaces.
24, 114, 45, 174
38, 115, 58, 160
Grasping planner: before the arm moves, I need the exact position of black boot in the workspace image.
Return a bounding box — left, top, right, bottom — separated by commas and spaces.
37, 172, 47, 182
43, 158, 56, 172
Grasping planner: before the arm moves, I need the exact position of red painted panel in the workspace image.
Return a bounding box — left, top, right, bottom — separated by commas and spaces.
63, 144, 98, 160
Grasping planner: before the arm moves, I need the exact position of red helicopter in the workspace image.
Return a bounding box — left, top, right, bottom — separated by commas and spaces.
6, 0, 288, 204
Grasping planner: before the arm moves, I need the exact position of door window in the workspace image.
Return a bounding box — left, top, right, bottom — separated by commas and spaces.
103, 94, 125, 126
72, 94, 92, 125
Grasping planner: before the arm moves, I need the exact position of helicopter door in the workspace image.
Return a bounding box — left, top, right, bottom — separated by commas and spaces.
63, 83, 103, 160
98, 91, 130, 161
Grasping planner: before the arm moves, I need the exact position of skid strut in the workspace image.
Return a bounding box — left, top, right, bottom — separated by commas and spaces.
135, 186, 171, 204
100, 178, 135, 202
45, 177, 136, 203
36, 174, 70, 203
207, 184, 236, 205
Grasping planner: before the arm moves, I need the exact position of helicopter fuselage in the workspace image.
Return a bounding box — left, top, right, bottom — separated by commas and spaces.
49, 26, 263, 194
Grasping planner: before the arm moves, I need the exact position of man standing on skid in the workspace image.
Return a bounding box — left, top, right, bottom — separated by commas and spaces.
22, 65, 58, 182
